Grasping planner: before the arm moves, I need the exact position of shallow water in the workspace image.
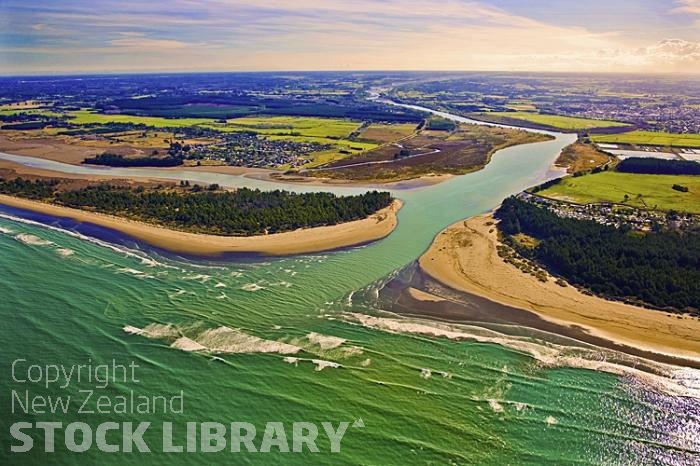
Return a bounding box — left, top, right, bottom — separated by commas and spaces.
1, 108, 698, 464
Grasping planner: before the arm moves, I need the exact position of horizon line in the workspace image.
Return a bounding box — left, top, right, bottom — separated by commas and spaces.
2, 69, 700, 79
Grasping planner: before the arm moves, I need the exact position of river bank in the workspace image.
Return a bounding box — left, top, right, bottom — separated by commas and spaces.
0, 195, 402, 256
419, 214, 700, 362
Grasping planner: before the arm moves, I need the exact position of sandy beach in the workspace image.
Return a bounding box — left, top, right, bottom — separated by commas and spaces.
0, 195, 402, 256
419, 214, 700, 361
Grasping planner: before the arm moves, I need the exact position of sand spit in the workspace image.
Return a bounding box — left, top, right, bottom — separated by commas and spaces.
0, 194, 402, 256
419, 214, 700, 362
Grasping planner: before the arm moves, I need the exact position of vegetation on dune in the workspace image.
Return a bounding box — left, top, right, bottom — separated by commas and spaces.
496, 196, 700, 314
555, 142, 611, 174
0, 178, 393, 236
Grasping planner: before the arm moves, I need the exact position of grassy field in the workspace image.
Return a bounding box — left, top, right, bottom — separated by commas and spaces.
219, 116, 362, 139
538, 171, 700, 213
0, 108, 63, 118
591, 130, 700, 148
493, 112, 628, 130
67, 110, 215, 127
67, 111, 364, 140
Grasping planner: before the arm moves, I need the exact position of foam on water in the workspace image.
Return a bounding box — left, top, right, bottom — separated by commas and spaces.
15, 233, 53, 246
55, 248, 75, 257
0, 212, 176, 269
241, 283, 264, 292
183, 274, 211, 283
125, 322, 301, 356
171, 337, 207, 352
117, 267, 151, 278
346, 312, 700, 399
488, 399, 504, 413
312, 359, 342, 371
306, 332, 346, 350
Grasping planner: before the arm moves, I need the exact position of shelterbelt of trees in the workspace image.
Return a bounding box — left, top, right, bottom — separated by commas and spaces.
496, 196, 700, 314
0, 178, 393, 236
84, 152, 185, 167
617, 157, 700, 175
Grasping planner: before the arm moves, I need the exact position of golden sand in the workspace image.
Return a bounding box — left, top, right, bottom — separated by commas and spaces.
419, 214, 700, 361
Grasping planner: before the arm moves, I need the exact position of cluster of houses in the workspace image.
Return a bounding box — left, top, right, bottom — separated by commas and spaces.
550, 100, 700, 134
186, 133, 331, 168
518, 192, 700, 232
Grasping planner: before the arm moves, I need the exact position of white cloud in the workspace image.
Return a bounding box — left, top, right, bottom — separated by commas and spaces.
645, 39, 700, 62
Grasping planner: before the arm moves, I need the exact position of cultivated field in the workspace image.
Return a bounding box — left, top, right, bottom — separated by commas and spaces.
591, 130, 700, 148
67, 110, 214, 127
538, 171, 700, 213
219, 116, 362, 139
470, 112, 629, 131
0, 108, 62, 118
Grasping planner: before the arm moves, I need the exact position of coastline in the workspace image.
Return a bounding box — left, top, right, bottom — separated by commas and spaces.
0, 195, 402, 256
419, 214, 700, 362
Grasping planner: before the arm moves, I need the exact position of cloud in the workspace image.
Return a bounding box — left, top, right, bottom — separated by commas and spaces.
2, 0, 700, 74
109, 35, 193, 51
645, 38, 700, 62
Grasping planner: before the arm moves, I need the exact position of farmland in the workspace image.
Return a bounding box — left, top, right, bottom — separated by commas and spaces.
66, 110, 215, 127
469, 112, 629, 131
218, 116, 362, 138
537, 171, 700, 213
8, 110, 382, 169
591, 130, 700, 148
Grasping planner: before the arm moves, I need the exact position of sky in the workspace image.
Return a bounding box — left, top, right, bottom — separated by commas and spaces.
1, 0, 699, 75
